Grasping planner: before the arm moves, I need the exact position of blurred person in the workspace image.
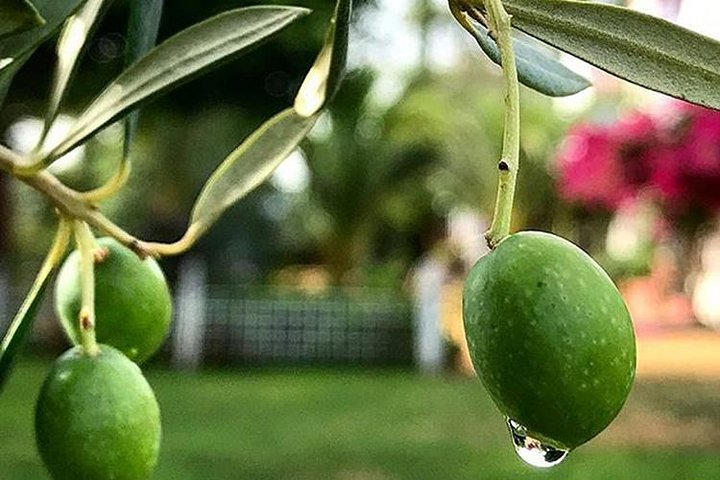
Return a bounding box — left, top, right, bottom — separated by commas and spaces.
408, 218, 448, 375
692, 229, 720, 329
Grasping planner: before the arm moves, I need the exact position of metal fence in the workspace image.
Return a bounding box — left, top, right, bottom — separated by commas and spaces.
196, 286, 413, 366
2, 266, 414, 367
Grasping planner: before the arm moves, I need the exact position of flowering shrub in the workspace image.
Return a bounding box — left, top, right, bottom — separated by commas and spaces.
556, 103, 720, 216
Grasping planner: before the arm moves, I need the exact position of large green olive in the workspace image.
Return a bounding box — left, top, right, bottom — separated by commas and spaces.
463, 231, 636, 450
55, 237, 172, 364
35, 345, 161, 480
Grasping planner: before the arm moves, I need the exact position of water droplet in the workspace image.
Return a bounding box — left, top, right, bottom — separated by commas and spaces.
506, 418, 569, 468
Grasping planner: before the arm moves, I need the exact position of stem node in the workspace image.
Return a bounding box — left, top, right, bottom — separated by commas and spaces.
74, 221, 100, 356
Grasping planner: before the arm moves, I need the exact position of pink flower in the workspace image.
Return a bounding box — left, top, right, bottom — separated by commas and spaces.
556, 112, 658, 210
651, 104, 720, 212
556, 104, 720, 215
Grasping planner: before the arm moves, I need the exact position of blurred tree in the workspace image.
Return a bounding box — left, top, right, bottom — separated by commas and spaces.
281, 71, 439, 284
385, 67, 569, 236
1, 0, 568, 289
275, 61, 569, 285
0, 0, 373, 281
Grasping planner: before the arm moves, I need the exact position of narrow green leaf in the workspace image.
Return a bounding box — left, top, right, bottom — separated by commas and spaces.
0, 281, 49, 389
464, 20, 590, 97
0, 0, 87, 109
502, 0, 720, 108
190, 108, 319, 231
0, 0, 44, 39
0, 221, 71, 391
43, 0, 112, 143
294, 0, 351, 117
0, 0, 86, 71
124, 0, 164, 158
40, 6, 310, 165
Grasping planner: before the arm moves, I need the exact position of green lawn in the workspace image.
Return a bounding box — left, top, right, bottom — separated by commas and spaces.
2, 358, 719, 479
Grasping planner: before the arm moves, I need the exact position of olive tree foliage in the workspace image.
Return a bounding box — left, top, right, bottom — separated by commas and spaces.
0, 0, 351, 387
1, 0, 720, 387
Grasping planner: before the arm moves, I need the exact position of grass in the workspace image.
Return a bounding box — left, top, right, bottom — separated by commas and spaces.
2, 358, 720, 479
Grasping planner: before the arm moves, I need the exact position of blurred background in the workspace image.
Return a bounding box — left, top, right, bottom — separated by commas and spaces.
2, 0, 720, 478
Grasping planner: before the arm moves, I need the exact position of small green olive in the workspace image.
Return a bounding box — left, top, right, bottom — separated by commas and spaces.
35, 345, 161, 480
463, 231, 636, 449
54, 237, 172, 364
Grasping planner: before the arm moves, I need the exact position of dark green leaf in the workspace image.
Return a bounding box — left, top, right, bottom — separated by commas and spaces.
0, 0, 44, 39
0, 0, 87, 110
0, 0, 87, 70
40, 6, 310, 164
0, 279, 49, 390
294, 0, 351, 116
465, 20, 590, 97
190, 108, 319, 232
124, 0, 164, 158
502, 0, 720, 108
0, 221, 70, 391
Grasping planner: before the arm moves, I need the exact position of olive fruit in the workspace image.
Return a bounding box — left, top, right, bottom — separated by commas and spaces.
35, 345, 161, 480
463, 231, 636, 450
55, 237, 172, 363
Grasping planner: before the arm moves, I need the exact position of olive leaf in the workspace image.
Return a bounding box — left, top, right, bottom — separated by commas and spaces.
0, 0, 44, 39
464, 20, 590, 97
294, 0, 351, 117
501, 0, 720, 109
190, 108, 319, 233
39, 6, 310, 165
189, 0, 351, 235
124, 0, 164, 158
0, 221, 71, 391
0, 0, 87, 71
0, 0, 87, 109
42, 0, 113, 144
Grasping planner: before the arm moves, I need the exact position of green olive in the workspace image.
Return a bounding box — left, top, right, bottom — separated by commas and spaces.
35, 345, 161, 480
55, 237, 172, 364
463, 231, 636, 449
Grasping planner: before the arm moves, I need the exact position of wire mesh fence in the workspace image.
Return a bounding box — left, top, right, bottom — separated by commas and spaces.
195, 286, 414, 366
2, 264, 415, 367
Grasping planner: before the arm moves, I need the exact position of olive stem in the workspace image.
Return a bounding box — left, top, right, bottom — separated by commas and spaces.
82, 156, 132, 203
448, 1, 479, 33
0, 145, 199, 258
478, 0, 521, 248
74, 221, 100, 356
0, 144, 25, 172
141, 223, 205, 257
